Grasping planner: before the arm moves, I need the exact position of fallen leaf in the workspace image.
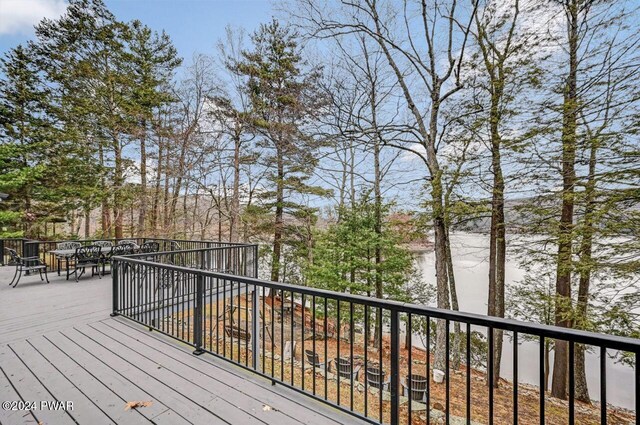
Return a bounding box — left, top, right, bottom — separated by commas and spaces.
262, 404, 279, 412
125, 401, 153, 411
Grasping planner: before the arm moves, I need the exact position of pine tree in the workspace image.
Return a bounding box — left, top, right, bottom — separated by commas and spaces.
128, 20, 181, 236
0, 45, 57, 237
233, 19, 328, 282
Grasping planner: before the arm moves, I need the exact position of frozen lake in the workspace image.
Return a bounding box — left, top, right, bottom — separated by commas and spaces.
415, 232, 636, 410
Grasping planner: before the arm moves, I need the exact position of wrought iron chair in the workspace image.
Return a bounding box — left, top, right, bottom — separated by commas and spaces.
69, 245, 102, 282
54, 241, 81, 276
117, 239, 137, 246
94, 240, 113, 249
5, 248, 49, 287
101, 243, 133, 275
139, 241, 160, 255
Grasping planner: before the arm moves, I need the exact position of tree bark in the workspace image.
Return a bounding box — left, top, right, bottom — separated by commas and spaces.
113, 136, 124, 239
551, 0, 579, 400
229, 122, 242, 243
137, 119, 147, 236
271, 145, 284, 282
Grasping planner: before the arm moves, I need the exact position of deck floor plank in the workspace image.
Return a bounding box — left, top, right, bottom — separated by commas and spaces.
0, 345, 75, 425
0, 364, 38, 425
67, 325, 264, 425
7, 339, 114, 425
98, 319, 351, 425
52, 327, 229, 425
26, 334, 155, 425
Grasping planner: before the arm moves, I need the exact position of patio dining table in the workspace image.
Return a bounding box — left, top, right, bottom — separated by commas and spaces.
49, 243, 140, 276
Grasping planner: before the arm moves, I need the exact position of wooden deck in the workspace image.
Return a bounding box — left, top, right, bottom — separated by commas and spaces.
0, 266, 368, 425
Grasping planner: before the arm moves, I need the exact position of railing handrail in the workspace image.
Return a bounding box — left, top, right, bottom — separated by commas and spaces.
113, 254, 640, 353
123, 244, 260, 259
23, 237, 252, 247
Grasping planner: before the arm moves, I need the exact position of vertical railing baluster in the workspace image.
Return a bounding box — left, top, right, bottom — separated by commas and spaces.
364, 304, 369, 419
540, 335, 545, 425
111, 261, 119, 316
569, 341, 575, 425
349, 301, 354, 411
446, 318, 451, 425
467, 322, 471, 425
426, 316, 431, 423
488, 326, 494, 425
252, 285, 259, 371
312, 295, 316, 395
408, 314, 412, 424
193, 273, 204, 355
513, 331, 518, 425
324, 298, 328, 400
390, 308, 400, 425
601, 346, 607, 424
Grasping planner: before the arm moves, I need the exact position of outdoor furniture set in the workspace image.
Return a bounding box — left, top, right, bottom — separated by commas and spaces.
4, 240, 160, 286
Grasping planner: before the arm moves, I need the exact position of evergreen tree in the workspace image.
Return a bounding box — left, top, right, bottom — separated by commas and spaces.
0, 45, 58, 237
232, 19, 328, 282
128, 20, 182, 235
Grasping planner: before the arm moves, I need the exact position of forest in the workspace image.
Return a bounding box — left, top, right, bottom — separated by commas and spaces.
0, 0, 638, 413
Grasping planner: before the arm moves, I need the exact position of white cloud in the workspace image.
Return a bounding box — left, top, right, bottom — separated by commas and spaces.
0, 0, 67, 35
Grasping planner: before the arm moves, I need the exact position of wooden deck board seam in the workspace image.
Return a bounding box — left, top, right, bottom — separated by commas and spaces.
6, 344, 80, 424
40, 334, 155, 424
86, 322, 310, 425
102, 318, 359, 425
58, 329, 234, 425
24, 339, 119, 424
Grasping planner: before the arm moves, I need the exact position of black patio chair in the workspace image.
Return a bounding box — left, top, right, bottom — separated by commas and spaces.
139, 241, 160, 254
68, 245, 102, 282
334, 356, 361, 381
304, 349, 333, 373
5, 248, 49, 287
54, 241, 81, 276
101, 243, 134, 275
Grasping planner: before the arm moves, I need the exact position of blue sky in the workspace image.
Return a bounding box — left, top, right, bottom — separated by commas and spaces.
0, 0, 275, 63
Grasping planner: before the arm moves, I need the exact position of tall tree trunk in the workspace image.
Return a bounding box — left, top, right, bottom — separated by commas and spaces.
427, 97, 451, 374
551, 0, 579, 400
99, 143, 111, 237
137, 119, 147, 236
113, 136, 124, 239
445, 229, 462, 369
229, 124, 242, 243
84, 207, 90, 238
151, 135, 163, 232
271, 147, 284, 282
574, 134, 598, 403
163, 142, 171, 230
487, 97, 506, 388
170, 136, 188, 232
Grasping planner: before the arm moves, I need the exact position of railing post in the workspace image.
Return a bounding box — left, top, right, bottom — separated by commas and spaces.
193, 273, 205, 355
110, 261, 119, 317
0, 239, 4, 266
252, 286, 260, 371
253, 245, 259, 278
390, 308, 400, 425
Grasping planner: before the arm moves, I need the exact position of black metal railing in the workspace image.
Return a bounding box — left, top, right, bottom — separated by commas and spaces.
17, 237, 247, 269
111, 250, 639, 425
0, 238, 27, 265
